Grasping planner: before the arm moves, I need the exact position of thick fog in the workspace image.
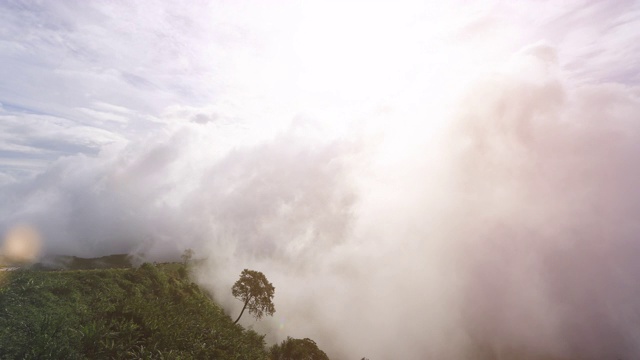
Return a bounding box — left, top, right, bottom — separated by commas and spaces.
2, 43, 640, 359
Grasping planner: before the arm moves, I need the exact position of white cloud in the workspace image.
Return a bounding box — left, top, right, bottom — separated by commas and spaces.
1, 1, 640, 359
1, 1, 638, 177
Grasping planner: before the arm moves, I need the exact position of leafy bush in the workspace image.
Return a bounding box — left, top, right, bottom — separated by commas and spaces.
269, 337, 329, 360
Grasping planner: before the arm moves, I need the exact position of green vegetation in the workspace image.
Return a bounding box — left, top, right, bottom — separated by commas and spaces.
269, 337, 329, 360
0, 263, 268, 359
0, 257, 577, 360
181, 249, 194, 266
30, 254, 134, 271
232, 269, 276, 324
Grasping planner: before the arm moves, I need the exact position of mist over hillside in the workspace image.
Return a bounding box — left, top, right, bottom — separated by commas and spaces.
1, 1, 640, 359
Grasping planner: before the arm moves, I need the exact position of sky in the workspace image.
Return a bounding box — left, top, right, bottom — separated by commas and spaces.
1, 1, 640, 359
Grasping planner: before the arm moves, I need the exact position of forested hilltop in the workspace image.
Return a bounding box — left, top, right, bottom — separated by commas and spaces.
0, 258, 329, 359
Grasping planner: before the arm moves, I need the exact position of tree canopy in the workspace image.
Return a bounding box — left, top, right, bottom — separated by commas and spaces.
181, 248, 194, 265
269, 337, 329, 360
232, 269, 275, 324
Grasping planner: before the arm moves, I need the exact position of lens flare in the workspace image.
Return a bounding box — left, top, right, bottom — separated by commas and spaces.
1, 224, 42, 264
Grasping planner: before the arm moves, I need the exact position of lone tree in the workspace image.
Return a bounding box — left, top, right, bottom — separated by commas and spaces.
232, 269, 275, 324
181, 248, 194, 265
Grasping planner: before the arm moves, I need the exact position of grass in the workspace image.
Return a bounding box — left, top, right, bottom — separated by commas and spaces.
0, 263, 268, 359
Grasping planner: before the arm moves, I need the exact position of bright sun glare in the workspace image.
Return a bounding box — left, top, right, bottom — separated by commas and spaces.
236, 1, 516, 144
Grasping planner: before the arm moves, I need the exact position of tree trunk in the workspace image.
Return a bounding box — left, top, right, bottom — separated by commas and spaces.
234, 298, 250, 324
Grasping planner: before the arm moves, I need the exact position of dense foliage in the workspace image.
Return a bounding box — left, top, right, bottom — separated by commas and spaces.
31, 254, 134, 271
232, 269, 276, 324
0, 263, 268, 359
269, 337, 330, 360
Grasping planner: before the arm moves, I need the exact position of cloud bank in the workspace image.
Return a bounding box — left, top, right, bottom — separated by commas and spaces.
2, 1, 640, 359
2, 44, 640, 359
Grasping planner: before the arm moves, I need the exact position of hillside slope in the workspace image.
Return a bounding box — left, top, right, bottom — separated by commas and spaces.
0, 264, 267, 359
